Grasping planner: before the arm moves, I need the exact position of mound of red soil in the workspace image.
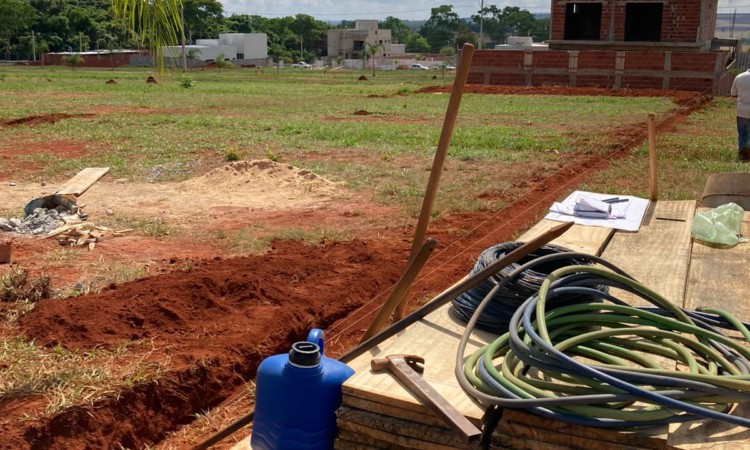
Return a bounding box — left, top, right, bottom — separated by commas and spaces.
358, 75, 368, 81
353, 110, 370, 116
105, 79, 117, 84
146, 76, 158, 84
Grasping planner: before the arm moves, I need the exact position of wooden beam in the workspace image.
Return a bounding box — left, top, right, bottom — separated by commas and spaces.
55, 167, 110, 196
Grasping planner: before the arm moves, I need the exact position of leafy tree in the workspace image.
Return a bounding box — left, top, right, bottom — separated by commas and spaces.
405, 34, 430, 54
62, 52, 83, 70
213, 52, 233, 72
0, 0, 38, 60
380, 16, 409, 44
472, 6, 546, 46
454, 27, 477, 49
419, 5, 461, 53
182, 0, 223, 42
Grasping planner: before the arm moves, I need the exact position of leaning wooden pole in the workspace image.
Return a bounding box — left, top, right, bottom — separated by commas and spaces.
648, 113, 658, 201
392, 43, 475, 321
360, 239, 437, 343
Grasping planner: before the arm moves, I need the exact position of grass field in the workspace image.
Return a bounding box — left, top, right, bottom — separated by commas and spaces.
1, 64, 750, 448
2, 65, 743, 217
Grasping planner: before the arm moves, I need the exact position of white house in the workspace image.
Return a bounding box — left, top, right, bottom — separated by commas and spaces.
163, 33, 267, 64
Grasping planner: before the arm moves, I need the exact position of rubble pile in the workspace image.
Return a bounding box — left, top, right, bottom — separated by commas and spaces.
47, 223, 133, 250
0, 207, 82, 236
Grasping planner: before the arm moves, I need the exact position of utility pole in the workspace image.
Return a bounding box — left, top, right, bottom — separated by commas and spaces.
79, 32, 83, 52
731, 8, 737, 39
478, 0, 484, 50
180, 6, 187, 73
31, 30, 36, 62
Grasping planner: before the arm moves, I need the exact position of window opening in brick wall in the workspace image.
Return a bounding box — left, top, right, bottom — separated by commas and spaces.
624, 3, 663, 41
564, 3, 602, 40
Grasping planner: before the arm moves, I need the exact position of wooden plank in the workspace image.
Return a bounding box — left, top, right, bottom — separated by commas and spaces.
337, 408, 469, 449
600, 200, 695, 308
55, 167, 110, 196
518, 220, 614, 255
342, 394, 446, 427
667, 211, 750, 449
667, 403, 750, 449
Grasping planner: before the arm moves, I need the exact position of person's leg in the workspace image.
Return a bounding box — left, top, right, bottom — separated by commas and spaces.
738, 116, 748, 150
738, 117, 750, 161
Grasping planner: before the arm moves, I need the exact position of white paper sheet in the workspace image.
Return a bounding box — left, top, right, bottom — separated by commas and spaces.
545, 190, 650, 231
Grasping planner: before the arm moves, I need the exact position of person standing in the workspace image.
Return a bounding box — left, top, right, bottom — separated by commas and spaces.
730, 68, 750, 162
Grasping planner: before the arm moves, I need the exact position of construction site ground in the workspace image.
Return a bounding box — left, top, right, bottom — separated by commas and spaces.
0, 85, 716, 449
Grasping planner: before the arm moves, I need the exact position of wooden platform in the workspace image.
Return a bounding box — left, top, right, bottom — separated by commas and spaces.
337, 200, 750, 450
232, 200, 750, 449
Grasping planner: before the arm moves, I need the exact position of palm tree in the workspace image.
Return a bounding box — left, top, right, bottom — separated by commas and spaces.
110, 0, 182, 75
363, 42, 383, 77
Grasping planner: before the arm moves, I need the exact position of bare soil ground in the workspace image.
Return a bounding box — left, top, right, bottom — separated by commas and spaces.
0, 86, 711, 449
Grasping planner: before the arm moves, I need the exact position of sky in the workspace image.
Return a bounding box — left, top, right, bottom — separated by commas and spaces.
217, 0, 748, 22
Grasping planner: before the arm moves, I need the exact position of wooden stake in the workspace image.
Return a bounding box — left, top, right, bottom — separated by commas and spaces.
392, 43, 475, 321
648, 113, 658, 201
359, 239, 437, 343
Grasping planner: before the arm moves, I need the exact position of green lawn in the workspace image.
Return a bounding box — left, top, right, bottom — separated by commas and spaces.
0, 65, 745, 214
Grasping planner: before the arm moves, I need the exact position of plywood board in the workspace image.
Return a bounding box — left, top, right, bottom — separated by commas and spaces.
600, 201, 694, 308
667, 212, 750, 449
342, 223, 615, 421
519, 220, 614, 255
55, 167, 110, 196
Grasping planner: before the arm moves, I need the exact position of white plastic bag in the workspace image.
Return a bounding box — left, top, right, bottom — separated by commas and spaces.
691, 203, 747, 247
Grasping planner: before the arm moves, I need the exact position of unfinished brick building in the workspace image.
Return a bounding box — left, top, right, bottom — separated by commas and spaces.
467, 0, 734, 93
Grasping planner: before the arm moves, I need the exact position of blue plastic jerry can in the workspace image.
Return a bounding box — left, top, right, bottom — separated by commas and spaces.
251, 329, 355, 450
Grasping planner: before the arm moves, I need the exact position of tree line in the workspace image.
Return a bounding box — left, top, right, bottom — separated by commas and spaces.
0, 0, 549, 62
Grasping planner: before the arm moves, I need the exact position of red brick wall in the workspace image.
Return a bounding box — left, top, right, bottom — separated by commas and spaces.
42, 52, 148, 67
534, 51, 569, 68
623, 52, 666, 71
577, 51, 616, 69
550, 0, 716, 44
467, 49, 724, 93
671, 52, 716, 71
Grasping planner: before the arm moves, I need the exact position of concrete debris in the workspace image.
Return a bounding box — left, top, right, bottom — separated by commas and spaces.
0, 208, 83, 236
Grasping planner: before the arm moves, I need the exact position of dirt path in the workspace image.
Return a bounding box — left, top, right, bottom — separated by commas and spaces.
0, 88, 711, 449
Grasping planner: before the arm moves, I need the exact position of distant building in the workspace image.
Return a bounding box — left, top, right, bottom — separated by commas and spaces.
163, 33, 268, 64
327, 20, 393, 60
467, 0, 733, 93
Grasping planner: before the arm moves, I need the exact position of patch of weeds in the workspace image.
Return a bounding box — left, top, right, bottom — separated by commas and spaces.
217, 228, 272, 256
0, 265, 51, 303
0, 338, 168, 416
274, 227, 350, 244
99, 215, 174, 237
179, 75, 195, 89
266, 150, 280, 162
224, 145, 247, 162
74, 260, 148, 294
43, 248, 81, 264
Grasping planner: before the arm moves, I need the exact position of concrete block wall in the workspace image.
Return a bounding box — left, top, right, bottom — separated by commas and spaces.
469, 49, 728, 94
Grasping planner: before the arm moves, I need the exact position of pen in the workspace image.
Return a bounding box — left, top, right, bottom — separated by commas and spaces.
603, 197, 629, 204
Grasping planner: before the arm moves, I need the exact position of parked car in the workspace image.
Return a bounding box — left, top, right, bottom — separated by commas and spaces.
445, 65, 456, 70
409, 63, 429, 70
291, 62, 312, 69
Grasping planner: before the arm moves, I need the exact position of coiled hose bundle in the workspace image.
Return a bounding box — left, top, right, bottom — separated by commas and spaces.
456, 252, 750, 428
451, 242, 606, 333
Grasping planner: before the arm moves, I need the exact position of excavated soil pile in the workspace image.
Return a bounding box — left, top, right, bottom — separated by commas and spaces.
8, 239, 407, 449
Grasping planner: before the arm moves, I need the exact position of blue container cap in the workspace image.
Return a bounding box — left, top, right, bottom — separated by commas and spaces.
289, 341, 321, 367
